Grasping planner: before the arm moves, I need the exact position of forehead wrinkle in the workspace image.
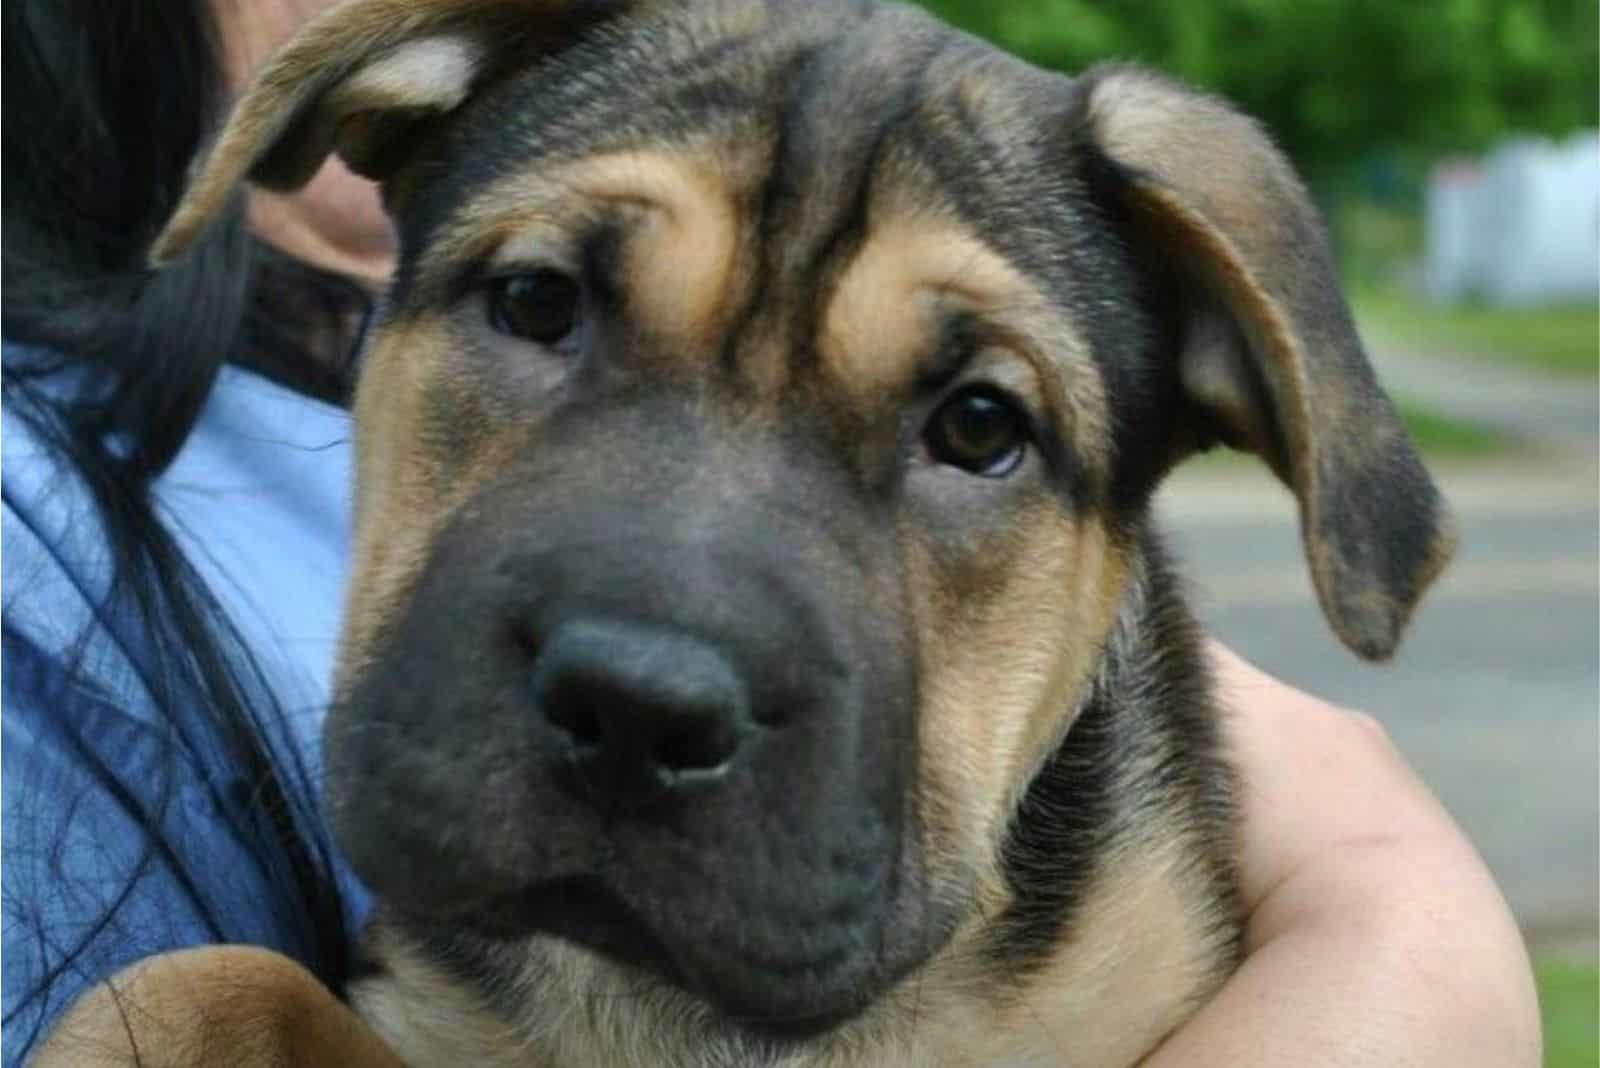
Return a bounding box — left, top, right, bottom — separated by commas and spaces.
413, 175, 595, 301
721, 19, 947, 400
814, 203, 1111, 483
821, 216, 1050, 383
412, 147, 751, 323
565, 150, 748, 353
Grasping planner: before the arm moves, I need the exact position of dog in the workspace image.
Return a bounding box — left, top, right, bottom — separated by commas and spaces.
136, 0, 1455, 1064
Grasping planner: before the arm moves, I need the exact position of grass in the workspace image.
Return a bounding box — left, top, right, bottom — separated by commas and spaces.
1354, 286, 1599, 378
1539, 958, 1599, 1068
1393, 399, 1509, 458
1183, 398, 1509, 471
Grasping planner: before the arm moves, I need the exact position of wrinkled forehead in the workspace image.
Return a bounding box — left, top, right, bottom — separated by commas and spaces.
385, 0, 1111, 452
396, 3, 1069, 278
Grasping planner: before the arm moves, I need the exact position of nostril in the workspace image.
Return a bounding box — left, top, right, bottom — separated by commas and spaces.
528, 618, 753, 798
651, 715, 739, 774
546, 696, 604, 749
509, 619, 541, 659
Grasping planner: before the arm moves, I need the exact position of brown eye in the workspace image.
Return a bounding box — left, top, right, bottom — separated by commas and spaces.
924, 387, 1028, 477
487, 269, 581, 345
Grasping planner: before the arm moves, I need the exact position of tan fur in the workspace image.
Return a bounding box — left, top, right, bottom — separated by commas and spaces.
1085, 69, 1329, 497
906, 512, 1127, 900
332, 36, 488, 177
339, 321, 452, 677
973, 836, 1229, 1066
821, 212, 1112, 475
574, 153, 748, 358
353, 829, 1224, 1068
33, 947, 404, 1068
122, 5, 1454, 1068
427, 147, 755, 363
348, 538, 1223, 1068
332, 173, 1165, 1068
151, 0, 587, 263
354, 930, 543, 1066
1086, 67, 1458, 656
338, 319, 525, 682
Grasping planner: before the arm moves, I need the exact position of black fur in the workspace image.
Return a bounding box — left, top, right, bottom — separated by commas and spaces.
336, 0, 1250, 1039
990, 530, 1241, 974
166, 0, 1448, 1060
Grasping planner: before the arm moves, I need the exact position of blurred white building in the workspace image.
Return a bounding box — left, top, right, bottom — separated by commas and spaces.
1425, 131, 1599, 306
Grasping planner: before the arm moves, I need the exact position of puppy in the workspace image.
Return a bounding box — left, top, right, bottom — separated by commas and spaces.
146, 1, 1456, 1064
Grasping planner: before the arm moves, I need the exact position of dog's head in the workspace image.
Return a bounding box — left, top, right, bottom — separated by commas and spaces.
156, 0, 1454, 1040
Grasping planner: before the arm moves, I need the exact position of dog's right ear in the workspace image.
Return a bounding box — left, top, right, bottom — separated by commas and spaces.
150, 0, 627, 265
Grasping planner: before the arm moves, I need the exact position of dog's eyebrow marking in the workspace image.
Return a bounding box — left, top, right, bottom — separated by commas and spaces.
821, 221, 1019, 392
431, 149, 745, 358
819, 217, 1109, 466
568, 153, 744, 355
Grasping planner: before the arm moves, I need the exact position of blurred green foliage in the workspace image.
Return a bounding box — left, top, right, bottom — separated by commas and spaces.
913, 0, 1599, 182
1538, 959, 1600, 1068
1354, 284, 1600, 376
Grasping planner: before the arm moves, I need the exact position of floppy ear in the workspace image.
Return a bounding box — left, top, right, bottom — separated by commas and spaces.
1077, 65, 1456, 660
150, 0, 625, 264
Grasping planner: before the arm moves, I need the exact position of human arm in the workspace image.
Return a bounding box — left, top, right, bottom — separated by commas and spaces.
1141, 642, 1541, 1067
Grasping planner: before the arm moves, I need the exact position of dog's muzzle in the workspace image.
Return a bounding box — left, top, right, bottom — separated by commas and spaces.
325, 407, 952, 1035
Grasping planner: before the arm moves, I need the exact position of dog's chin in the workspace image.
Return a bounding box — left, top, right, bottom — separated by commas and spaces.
431, 877, 882, 1042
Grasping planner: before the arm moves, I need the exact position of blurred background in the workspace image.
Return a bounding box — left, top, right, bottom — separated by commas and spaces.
913, 1, 1598, 1061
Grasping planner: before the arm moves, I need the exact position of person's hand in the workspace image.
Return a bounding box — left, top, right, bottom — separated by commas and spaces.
1142, 641, 1541, 1066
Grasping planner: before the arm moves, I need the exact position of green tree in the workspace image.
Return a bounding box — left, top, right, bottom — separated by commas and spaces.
915, 0, 1598, 182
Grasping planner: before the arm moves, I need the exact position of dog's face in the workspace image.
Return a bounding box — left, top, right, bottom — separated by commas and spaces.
156, 0, 1454, 1042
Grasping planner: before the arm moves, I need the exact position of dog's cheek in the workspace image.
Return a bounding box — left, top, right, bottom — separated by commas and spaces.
902, 505, 1127, 894
338, 319, 517, 691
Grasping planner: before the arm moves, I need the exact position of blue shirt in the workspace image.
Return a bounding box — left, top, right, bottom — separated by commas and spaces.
2, 352, 370, 1062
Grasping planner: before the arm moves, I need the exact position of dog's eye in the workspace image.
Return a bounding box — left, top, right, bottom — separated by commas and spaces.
487, 270, 581, 345
924, 387, 1028, 477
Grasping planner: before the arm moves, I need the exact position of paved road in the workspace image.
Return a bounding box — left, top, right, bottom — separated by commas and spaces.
1158, 347, 1598, 953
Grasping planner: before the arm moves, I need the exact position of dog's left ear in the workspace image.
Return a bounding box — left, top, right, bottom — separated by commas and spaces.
151, 0, 627, 264
1075, 65, 1456, 660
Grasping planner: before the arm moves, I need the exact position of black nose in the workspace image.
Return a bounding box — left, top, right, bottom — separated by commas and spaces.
530, 618, 752, 800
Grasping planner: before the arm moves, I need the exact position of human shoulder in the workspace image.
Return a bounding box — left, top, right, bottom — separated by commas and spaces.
2, 346, 369, 1065
2, 352, 145, 698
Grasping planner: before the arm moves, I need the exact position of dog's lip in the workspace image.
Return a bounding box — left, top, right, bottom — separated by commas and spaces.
439, 875, 681, 971
412, 874, 881, 1040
